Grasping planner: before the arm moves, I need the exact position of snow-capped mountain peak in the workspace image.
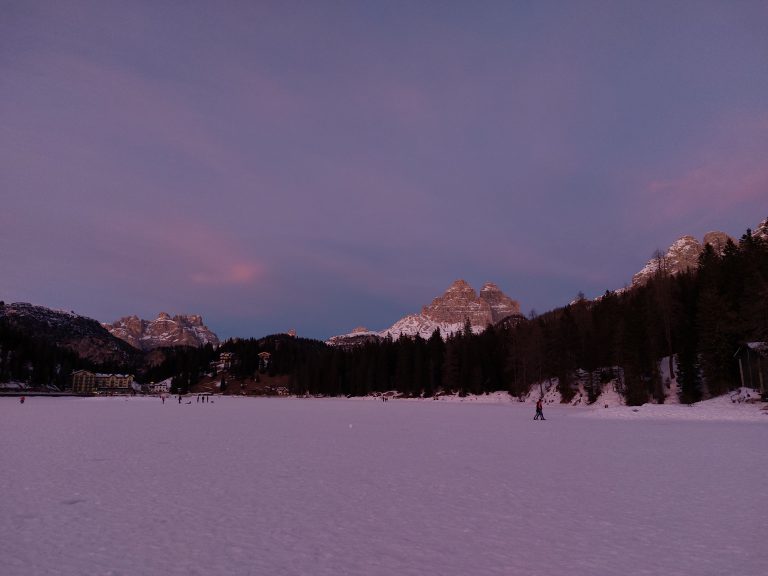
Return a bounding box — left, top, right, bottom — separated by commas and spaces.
328, 280, 522, 345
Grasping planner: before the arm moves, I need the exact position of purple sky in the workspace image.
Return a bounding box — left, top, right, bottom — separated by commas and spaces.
2, 1, 767, 340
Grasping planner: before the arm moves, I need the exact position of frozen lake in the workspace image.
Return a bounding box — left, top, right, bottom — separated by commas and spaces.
1, 396, 765, 576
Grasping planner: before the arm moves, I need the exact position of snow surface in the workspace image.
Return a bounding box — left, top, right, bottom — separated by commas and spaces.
1, 396, 766, 576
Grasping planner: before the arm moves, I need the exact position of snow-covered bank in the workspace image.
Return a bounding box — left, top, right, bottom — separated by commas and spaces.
363, 387, 768, 422
581, 390, 768, 422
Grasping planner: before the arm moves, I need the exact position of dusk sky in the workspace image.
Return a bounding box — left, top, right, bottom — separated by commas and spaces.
2, 1, 767, 340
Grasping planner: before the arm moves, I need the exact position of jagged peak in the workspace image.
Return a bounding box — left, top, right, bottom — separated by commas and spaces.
631, 230, 735, 288
669, 235, 700, 250
445, 279, 476, 295
105, 312, 219, 350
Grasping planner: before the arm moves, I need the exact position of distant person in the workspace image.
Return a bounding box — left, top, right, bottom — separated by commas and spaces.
20, 395, 25, 404
178, 395, 182, 404
162, 396, 165, 404
534, 398, 545, 420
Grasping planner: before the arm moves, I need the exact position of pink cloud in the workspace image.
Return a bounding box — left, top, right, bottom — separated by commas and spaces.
192, 262, 265, 286
648, 161, 768, 220
96, 215, 269, 291
636, 113, 768, 224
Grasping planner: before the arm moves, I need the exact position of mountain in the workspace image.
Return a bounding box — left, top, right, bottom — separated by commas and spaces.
0, 302, 140, 366
629, 231, 735, 288
328, 280, 521, 344
622, 216, 768, 292
103, 312, 219, 351
325, 326, 382, 348
753, 217, 768, 241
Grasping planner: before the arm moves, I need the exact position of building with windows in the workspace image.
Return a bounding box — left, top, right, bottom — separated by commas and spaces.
71, 370, 134, 394
258, 351, 271, 371
150, 381, 171, 395
218, 352, 234, 370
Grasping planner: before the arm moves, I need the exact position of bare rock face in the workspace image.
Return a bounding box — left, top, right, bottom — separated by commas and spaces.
394, 279, 520, 338
106, 315, 145, 349
328, 280, 521, 344
104, 312, 219, 351
479, 282, 521, 323
631, 231, 734, 287
422, 280, 488, 326
420, 280, 521, 326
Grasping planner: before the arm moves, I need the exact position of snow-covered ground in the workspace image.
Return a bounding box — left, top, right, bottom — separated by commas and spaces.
1, 396, 765, 576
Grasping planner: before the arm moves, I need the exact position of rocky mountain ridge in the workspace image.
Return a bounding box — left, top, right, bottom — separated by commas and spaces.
327, 280, 521, 345
103, 312, 219, 351
0, 302, 140, 366
628, 217, 767, 289
630, 231, 734, 287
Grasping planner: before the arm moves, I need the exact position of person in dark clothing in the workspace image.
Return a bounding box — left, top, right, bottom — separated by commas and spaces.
534, 398, 545, 420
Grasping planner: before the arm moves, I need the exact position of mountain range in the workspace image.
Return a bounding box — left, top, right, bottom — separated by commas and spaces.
103, 313, 220, 351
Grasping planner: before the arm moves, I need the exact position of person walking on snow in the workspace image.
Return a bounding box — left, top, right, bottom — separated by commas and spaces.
534, 398, 545, 420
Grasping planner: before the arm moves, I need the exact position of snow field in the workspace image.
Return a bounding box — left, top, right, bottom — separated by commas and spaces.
0, 396, 765, 576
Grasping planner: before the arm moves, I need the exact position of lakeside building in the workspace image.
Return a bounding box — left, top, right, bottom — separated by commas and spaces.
71, 370, 134, 395
149, 380, 171, 395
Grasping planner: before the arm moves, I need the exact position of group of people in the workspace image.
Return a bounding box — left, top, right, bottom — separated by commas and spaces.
169, 394, 211, 404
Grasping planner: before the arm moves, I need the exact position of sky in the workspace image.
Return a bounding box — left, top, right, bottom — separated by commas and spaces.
2, 0, 767, 340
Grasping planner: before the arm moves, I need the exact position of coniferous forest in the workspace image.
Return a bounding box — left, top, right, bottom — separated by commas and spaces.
1, 226, 766, 404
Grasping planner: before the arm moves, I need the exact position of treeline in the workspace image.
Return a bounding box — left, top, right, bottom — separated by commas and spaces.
215, 225, 767, 404
142, 344, 218, 394
0, 318, 85, 388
